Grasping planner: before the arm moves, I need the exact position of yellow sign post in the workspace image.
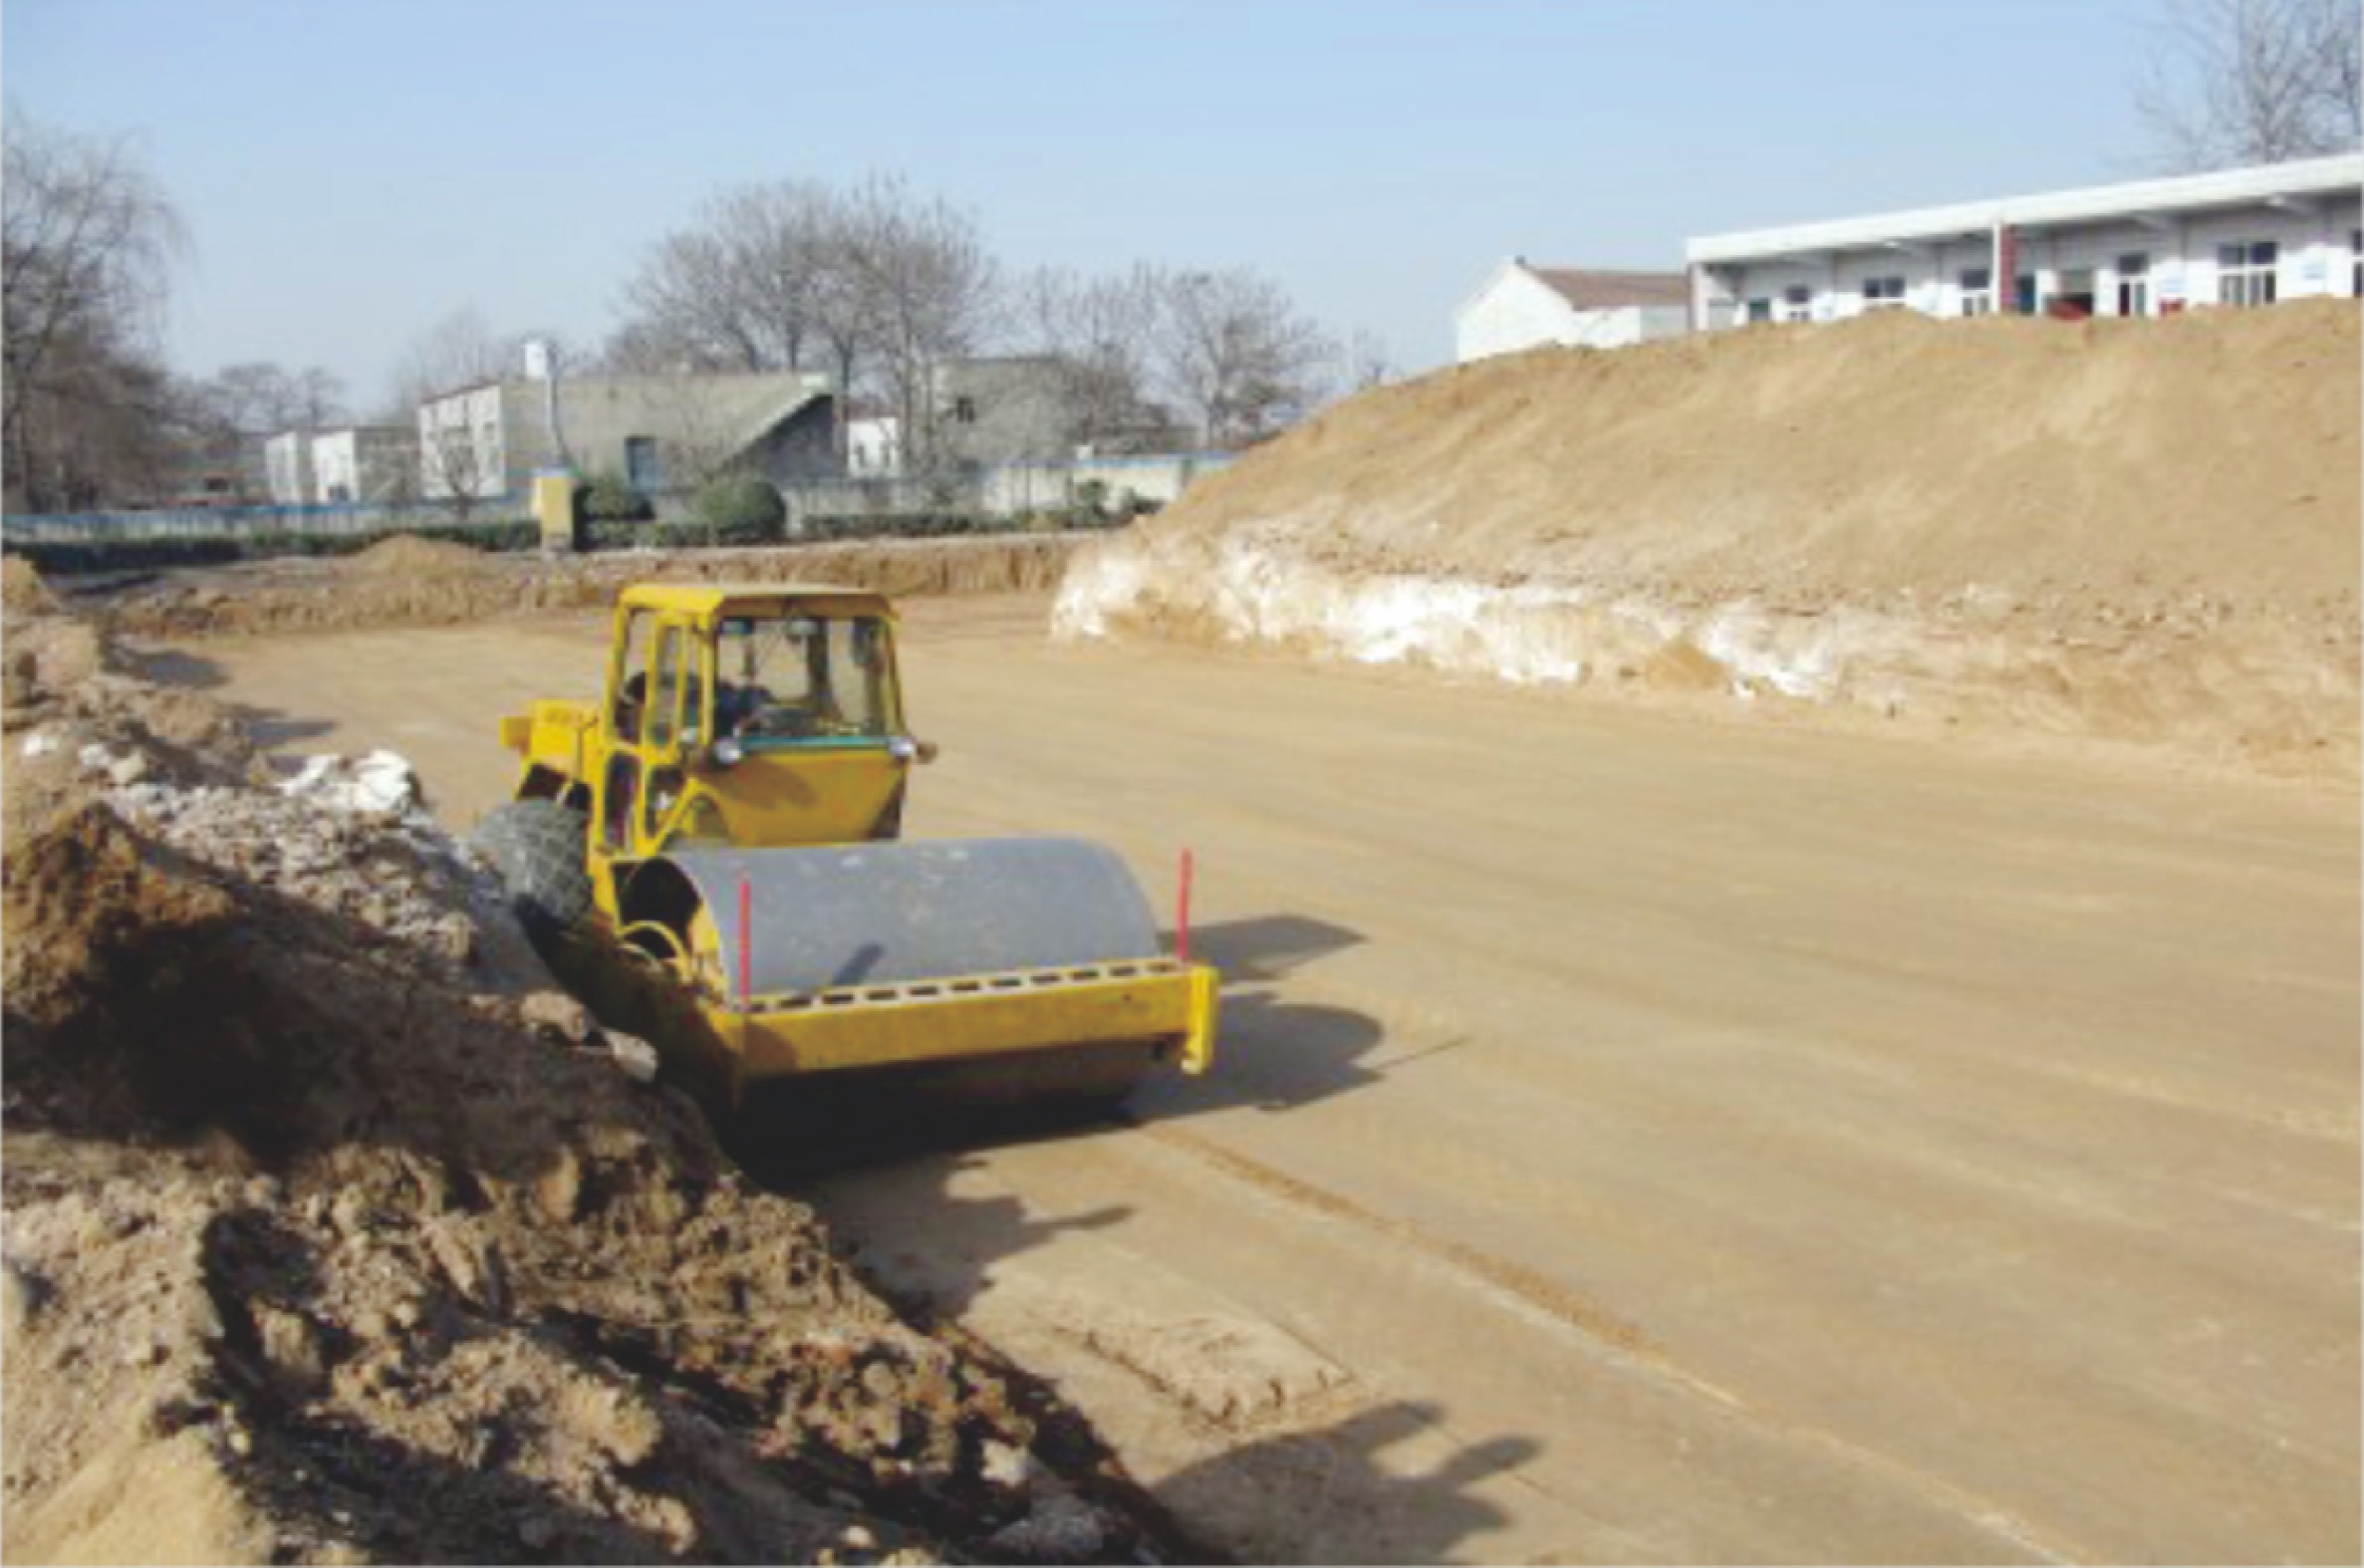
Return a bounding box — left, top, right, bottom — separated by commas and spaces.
532, 469, 576, 552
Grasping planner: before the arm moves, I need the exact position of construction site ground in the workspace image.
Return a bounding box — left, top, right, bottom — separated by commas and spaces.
159, 589, 2360, 1564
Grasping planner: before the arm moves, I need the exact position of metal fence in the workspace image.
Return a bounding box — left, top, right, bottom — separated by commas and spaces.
0, 498, 513, 545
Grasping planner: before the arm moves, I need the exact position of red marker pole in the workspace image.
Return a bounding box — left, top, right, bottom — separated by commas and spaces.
1176, 848, 1194, 965
737, 869, 754, 1009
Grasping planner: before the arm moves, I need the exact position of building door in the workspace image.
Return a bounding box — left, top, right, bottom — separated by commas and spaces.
2051, 268, 2096, 319
2115, 254, 2150, 317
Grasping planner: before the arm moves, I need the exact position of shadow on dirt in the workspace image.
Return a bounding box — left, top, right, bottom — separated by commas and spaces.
1161, 1401, 1541, 1564
128, 646, 228, 690
1203, 1397, 1546, 1563
125, 644, 341, 751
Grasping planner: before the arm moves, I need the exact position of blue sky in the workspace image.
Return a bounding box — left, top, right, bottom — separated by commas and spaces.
8, 0, 2166, 405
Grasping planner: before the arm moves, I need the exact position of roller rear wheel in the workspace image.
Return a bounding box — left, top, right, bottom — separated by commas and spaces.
469, 800, 594, 939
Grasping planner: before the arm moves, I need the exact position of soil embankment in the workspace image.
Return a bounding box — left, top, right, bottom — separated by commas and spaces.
1057, 303, 2361, 777
96, 533, 1092, 642
0, 564, 1182, 1565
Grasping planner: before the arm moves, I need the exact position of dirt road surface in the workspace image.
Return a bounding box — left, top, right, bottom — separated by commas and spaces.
170, 597, 2359, 1564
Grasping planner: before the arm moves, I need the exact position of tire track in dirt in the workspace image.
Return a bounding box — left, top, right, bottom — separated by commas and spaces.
1131, 1120, 2095, 1565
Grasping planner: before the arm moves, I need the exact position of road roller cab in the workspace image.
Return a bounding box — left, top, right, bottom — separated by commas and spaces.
481, 582, 1217, 1119
501, 583, 918, 864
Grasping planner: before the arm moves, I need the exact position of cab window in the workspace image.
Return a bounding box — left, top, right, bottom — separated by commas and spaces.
613, 611, 653, 743
648, 625, 694, 750
712, 614, 891, 742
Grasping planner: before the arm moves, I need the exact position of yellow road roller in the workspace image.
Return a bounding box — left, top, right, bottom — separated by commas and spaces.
473, 582, 1216, 1115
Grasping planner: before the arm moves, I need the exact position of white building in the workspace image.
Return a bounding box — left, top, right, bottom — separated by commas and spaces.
262, 431, 315, 506
845, 415, 902, 478
416, 384, 508, 502
1455, 260, 1698, 362
1688, 153, 2363, 329
311, 426, 414, 505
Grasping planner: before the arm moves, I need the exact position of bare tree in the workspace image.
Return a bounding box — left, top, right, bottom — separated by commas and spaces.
1151, 268, 1335, 449
2, 110, 188, 510
1012, 263, 1174, 452
184, 361, 349, 438
1332, 329, 1397, 395
615, 181, 848, 373
2140, 0, 2363, 168
836, 177, 999, 473
388, 308, 517, 407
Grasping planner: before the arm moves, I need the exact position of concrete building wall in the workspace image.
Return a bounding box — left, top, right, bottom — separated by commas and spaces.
417, 374, 839, 501
931, 359, 1076, 467
416, 386, 508, 502
1456, 267, 1582, 362
262, 432, 314, 506
1457, 267, 1698, 360
978, 452, 1235, 515
311, 428, 417, 504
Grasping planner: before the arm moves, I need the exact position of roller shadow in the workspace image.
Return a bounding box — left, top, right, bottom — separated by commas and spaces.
1131, 912, 1390, 1122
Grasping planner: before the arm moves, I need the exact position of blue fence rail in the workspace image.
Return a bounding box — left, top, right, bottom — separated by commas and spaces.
0, 499, 516, 544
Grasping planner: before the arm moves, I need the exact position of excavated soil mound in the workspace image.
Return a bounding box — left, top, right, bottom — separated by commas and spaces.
1059, 302, 2361, 777
1, 596, 1182, 1564
347, 533, 490, 579
101, 535, 1093, 642
4, 555, 60, 616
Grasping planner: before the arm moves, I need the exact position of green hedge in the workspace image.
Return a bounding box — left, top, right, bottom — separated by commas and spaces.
7, 519, 541, 576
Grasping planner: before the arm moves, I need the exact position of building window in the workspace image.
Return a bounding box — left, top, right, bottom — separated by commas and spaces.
1861, 275, 1907, 311
1782, 285, 1812, 323
625, 435, 664, 494
951, 395, 978, 424
2115, 253, 2151, 317
1959, 267, 1992, 317
2218, 240, 2278, 307
1746, 297, 1773, 323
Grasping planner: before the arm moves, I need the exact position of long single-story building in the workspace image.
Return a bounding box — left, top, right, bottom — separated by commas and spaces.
1687, 152, 2363, 328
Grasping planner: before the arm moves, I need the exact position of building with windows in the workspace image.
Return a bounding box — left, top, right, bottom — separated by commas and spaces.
414, 372, 836, 504
1455, 260, 1699, 362
1687, 153, 2362, 330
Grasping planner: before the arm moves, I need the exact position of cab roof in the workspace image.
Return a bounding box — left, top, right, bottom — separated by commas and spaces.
617, 582, 895, 619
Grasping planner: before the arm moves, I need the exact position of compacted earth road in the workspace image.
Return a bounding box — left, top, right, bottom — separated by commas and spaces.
176, 595, 2359, 1564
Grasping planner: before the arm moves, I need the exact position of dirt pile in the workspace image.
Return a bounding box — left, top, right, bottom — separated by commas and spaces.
349, 533, 491, 578
4, 554, 60, 616
1, 594, 1179, 1563
100, 535, 1093, 642
1058, 302, 2361, 776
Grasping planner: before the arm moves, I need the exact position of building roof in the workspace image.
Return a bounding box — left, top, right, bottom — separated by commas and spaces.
1688, 151, 2364, 265
1526, 266, 1693, 310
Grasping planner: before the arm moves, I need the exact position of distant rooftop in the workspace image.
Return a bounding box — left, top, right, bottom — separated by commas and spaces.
1524, 265, 1692, 310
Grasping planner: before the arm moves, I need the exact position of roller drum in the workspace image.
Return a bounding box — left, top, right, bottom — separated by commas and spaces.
658, 837, 1164, 996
